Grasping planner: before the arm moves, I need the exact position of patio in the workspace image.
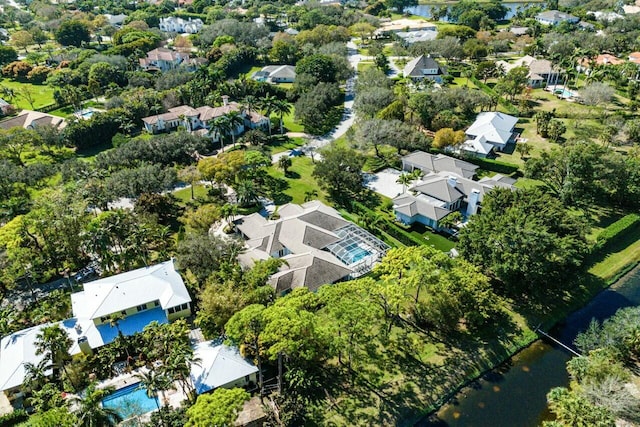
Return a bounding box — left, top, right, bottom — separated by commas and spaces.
364, 168, 405, 199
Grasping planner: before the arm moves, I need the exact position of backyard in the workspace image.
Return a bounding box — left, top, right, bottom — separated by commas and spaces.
0, 79, 56, 110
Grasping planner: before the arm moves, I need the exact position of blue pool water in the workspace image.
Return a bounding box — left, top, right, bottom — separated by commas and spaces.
102, 382, 158, 419
555, 89, 575, 98
345, 246, 371, 264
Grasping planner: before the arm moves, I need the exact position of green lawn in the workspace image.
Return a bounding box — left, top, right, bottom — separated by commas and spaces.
267, 156, 328, 205
268, 136, 305, 155
0, 79, 56, 110
358, 62, 375, 73
280, 110, 304, 133
407, 223, 456, 252
172, 183, 211, 204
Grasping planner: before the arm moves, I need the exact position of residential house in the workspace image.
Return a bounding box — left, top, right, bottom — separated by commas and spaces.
535, 10, 580, 25
375, 18, 437, 37
139, 48, 197, 72
0, 261, 191, 400
577, 54, 624, 74
401, 151, 478, 179
234, 201, 389, 293
141, 96, 269, 141
461, 112, 518, 157
393, 172, 515, 230
395, 28, 438, 45
497, 55, 560, 88
629, 52, 640, 65
0, 98, 13, 116
104, 13, 127, 27
159, 17, 203, 34
588, 11, 623, 22
253, 65, 296, 83
190, 342, 259, 394
403, 55, 447, 83
0, 110, 66, 131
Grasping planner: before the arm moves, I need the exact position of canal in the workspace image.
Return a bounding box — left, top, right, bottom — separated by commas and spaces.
418, 265, 640, 426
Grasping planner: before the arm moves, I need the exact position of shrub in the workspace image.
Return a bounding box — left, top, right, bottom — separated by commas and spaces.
0, 410, 28, 426
27, 65, 51, 84
2, 60, 32, 80
594, 213, 640, 251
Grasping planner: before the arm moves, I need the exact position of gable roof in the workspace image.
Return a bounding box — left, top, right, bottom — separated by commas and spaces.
0, 110, 66, 131
404, 55, 445, 77
536, 10, 578, 22
0, 324, 53, 392
466, 112, 518, 145
269, 252, 353, 293
190, 342, 258, 394
145, 47, 185, 62
261, 65, 296, 79
71, 260, 190, 320
402, 151, 478, 179
459, 135, 495, 156
410, 171, 514, 205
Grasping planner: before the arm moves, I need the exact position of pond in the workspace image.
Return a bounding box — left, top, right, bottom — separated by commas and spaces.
418, 265, 640, 426
406, 2, 542, 22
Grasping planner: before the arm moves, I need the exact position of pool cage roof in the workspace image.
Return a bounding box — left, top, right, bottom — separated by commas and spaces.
325, 224, 390, 265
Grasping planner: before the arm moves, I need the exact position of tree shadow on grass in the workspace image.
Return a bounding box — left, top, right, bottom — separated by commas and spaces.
284, 171, 300, 179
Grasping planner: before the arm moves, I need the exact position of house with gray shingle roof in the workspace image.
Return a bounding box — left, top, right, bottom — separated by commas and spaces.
535, 10, 580, 26
253, 65, 296, 83
402, 151, 478, 179
393, 171, 515, 230
403, 55, 447, 83
234, 201, 389, 293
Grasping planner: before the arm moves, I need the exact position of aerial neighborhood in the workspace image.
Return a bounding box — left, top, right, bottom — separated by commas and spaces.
1, 0, 640, 425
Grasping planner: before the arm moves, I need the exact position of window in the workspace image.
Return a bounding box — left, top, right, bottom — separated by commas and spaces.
153, 301, 160, 307
121, 310, 127, 316
168, 307, 175, 314
181, 303, 188, 310
136, 304, 146, 312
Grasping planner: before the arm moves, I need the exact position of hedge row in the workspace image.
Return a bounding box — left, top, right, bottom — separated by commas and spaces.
0, 410, 28, 426
462, 156, 519, 175
350, 201, 425, 247
594, 213, 640, 251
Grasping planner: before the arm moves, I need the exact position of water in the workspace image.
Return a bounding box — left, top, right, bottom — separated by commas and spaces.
102, 382, 159, 419
419, 265, 640, 426
406, 2, 539, 22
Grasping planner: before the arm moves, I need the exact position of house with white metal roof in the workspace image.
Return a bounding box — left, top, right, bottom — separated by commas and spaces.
463, 112, 518, 155
190, 342, 258, 394
253, 65, 296, 83
0, 260, 191, 400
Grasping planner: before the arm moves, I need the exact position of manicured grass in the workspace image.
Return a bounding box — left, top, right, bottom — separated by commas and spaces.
588, 221, 640, 283
357, 62, 375, 73
452, 77, 477, 89
172, 184, 210, 204
267, 155, 328, 205
268, 136, 305, 155
0, 79, 56, 110
280, 110, 304, 133
407, 223, 456, 252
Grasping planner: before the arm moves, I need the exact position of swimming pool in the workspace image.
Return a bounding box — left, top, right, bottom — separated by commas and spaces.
335, 244, 371, 264
101, 382, 158, 420
555, 88, 575, 98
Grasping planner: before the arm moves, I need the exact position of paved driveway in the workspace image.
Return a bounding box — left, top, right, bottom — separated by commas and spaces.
364, 168, 405, 199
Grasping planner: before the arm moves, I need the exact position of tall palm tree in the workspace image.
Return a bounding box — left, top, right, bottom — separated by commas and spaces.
210, 115, 231, 152
235, 179, 259, 207
259, 95, 277, 135
71, 383, 122, 427
224, 110, 245, 149
397, 172, 414, 193
35, 324, 76, 391
23, 358, 52, 392
272, 99, 292, 135
135, 369, 172, 427
161, 347, 200, 404
109, 313, 132, 361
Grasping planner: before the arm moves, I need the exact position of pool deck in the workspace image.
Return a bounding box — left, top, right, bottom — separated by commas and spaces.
96, 366, 189, 410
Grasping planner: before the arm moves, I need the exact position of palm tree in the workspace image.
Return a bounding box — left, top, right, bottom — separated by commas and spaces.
259, 95, 277, 135
397, 172, 414, 193
272, 99, 292, 135
278, 155, 292, 176
135, 369, 172, 426
224, 111, 245, 149
161, 347, 200, 404
23, 358, 51, 391
242, 95, 259, 114
71, 382, 122, 427
235, 179, 259, 207
304, 189, 318, 202
210, 115, 230, 152
35, 324, 76, 391
221, 203, 238, 226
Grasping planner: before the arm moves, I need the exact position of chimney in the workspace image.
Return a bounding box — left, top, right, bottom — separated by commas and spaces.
447, 176, 457, 187
466, 189, 481, 217
78, 336, 93, 356
222, 95, 229, 106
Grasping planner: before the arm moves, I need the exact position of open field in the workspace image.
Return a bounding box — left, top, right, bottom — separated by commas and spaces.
266, 155, 329, 205
0, 79, 56, 110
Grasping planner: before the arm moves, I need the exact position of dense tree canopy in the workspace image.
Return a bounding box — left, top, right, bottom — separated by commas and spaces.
458, 188, 589, 296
